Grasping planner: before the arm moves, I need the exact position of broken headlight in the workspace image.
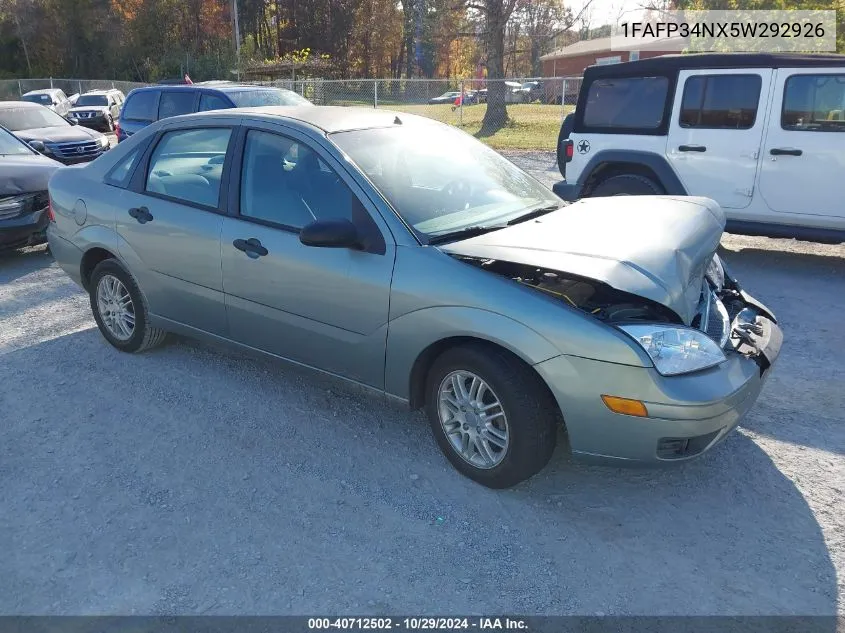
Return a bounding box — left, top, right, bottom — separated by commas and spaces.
618, 324, 727, 376
705, 254, 725, 291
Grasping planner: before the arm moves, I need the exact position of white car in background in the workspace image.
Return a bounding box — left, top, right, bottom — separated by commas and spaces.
556, 53, 845, 243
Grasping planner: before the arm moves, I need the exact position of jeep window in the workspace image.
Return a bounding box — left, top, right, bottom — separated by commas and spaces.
680, 75, 762, 129
782, 74, 845, 132
122, 91, 158, 122
582, 76, 668, 129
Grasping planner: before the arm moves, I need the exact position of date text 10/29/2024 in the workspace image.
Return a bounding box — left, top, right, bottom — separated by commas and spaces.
308, 618, 529, 630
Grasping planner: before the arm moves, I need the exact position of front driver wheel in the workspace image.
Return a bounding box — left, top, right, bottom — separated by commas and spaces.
89, 258, 167, 353
424, 344, 558, 488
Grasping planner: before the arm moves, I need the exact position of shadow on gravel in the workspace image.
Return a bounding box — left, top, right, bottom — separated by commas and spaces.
0, 245, 52, 285
0, 329, 837, 615
718, 246, 845, 456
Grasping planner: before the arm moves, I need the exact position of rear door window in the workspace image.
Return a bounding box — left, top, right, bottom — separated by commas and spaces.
145, 128, 232, 208
199, 93, 232, 112
680, 74, 762, 129
122, 91, 159, 122
158, 91, 197, 120
782, 74, 845, 132
582, 76, 669, 129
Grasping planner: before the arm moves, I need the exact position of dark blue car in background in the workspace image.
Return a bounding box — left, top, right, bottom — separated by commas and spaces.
116, 84, 311, 142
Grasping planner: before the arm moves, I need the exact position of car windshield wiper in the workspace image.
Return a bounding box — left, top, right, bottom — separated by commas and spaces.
506, 204, 562, 226
427, 224, 506, 245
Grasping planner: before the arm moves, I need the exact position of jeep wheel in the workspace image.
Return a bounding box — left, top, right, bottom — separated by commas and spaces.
590, 174, 664, 197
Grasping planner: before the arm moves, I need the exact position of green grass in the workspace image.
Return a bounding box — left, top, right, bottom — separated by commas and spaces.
387, 103, 574, 150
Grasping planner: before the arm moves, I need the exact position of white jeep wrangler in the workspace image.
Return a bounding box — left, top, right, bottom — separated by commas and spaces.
555, 53, 845, 243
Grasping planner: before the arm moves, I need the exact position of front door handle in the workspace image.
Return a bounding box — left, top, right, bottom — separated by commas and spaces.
233, 238, 269, 258
770, 147, 803, 156
128, 206, 153, 224
678, 144, 707, 152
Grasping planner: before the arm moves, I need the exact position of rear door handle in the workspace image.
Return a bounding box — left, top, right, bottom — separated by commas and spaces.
770, 147, 803, 156
678, 144, 707, 152
128, 206, 153, 224
233, 238, 268, 258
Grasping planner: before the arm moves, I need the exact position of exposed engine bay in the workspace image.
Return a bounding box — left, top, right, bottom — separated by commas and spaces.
452, 255, 681, 324
453, 253, 781, 374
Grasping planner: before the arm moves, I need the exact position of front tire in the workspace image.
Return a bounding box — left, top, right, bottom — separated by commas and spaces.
589, 173, 664, 197
89, 258, 167, 353
424, 344, 558, 488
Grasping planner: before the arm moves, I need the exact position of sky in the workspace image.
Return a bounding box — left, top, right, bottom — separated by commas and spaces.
568, 0, 651, 29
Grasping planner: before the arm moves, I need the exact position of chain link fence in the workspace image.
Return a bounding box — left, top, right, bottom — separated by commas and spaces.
0, 76, 581, 150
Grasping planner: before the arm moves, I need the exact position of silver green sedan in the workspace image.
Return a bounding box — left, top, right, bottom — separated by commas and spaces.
46, 106, 782, 488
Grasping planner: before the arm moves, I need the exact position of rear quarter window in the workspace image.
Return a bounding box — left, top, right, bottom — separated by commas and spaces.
122, 91, 158, 122
582, 76, 669, 130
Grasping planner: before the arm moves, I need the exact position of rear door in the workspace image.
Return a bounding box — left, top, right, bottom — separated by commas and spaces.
758, 68, 845, 219
220, 123, 395, 388
116, 119, 237, 335
666, 69, 771, 209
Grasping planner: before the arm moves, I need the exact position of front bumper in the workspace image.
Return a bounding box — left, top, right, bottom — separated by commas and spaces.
552, 179, 582, 202
74, 114, 110, 130
535, 313, 782, 465
0, 206, 50, 250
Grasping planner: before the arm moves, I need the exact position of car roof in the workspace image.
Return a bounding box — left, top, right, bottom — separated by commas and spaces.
81, 90, 110, 95
585, 52, 845, 80
0, 100, 45, 110
128, 83, 290, 94
180, 105, 430, 133
22, 89, 60, 96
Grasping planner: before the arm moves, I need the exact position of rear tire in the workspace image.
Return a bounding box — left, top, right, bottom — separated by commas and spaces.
589, 173, 664, 197
89, 258, 167, 353
424, 344, 558, 488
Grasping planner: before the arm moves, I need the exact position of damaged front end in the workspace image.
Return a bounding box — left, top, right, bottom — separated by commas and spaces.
453, 252, 781, 377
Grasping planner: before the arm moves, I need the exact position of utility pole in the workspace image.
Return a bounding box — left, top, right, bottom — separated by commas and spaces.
232, 0, 241, 81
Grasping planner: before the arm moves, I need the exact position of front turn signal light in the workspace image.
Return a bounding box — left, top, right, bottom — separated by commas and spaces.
601, 395, 648, 417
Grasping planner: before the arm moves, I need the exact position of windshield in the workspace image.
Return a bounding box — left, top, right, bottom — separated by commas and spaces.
75, 95, 108, 106
0, 106, 69, 131
331, 123, 560, 240
22, 93, 53, 105
224, 88, 311, 107
0, 126, 35, 155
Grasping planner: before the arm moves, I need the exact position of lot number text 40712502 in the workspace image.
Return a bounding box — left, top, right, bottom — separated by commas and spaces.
307, 617, 529, 630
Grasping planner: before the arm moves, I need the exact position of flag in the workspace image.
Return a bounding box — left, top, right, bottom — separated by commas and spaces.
184, 74, 193, 85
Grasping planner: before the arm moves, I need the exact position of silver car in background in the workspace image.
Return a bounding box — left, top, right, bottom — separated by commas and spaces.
46, 106, 782, 488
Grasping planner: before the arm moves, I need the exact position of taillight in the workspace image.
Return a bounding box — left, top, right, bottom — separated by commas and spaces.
47, 196, 55, 222
564, 140, 574, 162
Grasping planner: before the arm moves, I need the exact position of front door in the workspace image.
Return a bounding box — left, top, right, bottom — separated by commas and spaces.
758, 68, 845, 219
117, 122, 235, 336
221, 125, 395, 388
666, 69, 771, 210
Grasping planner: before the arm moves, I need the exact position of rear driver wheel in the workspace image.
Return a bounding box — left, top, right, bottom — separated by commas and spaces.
89, 259, 167, 353
589, 173, 664, 197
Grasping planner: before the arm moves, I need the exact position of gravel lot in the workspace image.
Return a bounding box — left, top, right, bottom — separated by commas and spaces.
1, 151, 843, 616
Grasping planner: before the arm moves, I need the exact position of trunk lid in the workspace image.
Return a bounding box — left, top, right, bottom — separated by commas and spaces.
440, 195, 725, 325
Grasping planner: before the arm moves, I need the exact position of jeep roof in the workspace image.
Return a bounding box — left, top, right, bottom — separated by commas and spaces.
583, 52, 845, 81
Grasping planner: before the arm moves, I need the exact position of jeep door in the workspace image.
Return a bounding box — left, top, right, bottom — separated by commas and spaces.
758, 68, 845, 220
666, 69, 772, 210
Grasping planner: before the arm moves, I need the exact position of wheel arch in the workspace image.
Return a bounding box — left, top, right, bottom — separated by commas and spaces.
578, 150, 687, 198
405, 336, 561, 428
80, 246, 118, 291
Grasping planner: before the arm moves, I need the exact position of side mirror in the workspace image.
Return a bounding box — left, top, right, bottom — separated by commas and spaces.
299, 218, 360, 249
29, 140, 46, 153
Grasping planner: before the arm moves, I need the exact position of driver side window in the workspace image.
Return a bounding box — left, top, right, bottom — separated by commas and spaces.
239, 129, 356, 230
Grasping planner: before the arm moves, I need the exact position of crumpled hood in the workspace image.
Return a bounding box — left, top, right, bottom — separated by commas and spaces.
14, 125, 102, 144
0, 154, 62, 195
440, 195, 725, 325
